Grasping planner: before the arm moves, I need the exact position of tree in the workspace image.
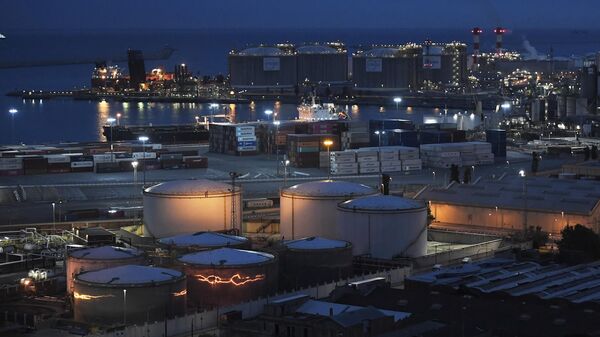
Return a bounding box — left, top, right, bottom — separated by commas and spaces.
558, 224, 600, 263
531, 151, 539, 173
524, 226, 548, 249
463, 166, 472, 184
584, 146, 591, 161
592, 145, 598, 160
450, 164, 460, 184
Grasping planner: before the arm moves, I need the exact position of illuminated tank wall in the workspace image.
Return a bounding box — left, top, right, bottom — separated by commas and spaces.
73, 265, 186, 326
66, 246, 146, 294
178, 248, 278, 307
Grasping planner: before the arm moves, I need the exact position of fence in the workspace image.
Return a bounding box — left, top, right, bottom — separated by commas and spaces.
89, 266, 410, 337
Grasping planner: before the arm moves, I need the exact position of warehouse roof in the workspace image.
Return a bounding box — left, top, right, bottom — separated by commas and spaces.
339, 195, 425, 212
69, 246, 143, 260
408, 258, 600, 305
417, 175, 600, 215
295, 299, 410, 324
282, 180, 377, 198
77, 265, 182, 285
178, 247, 274, 266
144, 179, 238, 196
158, 232, 248, 248
284, 236, 350, 250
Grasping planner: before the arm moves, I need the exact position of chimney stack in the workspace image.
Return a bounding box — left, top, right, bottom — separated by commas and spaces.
471, 27, 482, 70
493, 27, 506, 55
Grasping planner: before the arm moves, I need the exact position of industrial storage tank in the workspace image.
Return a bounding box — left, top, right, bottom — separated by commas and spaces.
280, 180, 378, 240
178, 248, 277, 307
281, 236, 353, 288
337, 195, 427, 259
66, 246, 146, 294
352, 45, 421, 89
73, 265, 186, 326
296, 43, 347, 83
143, 179, 242, 238
158, 231, 251, 253
229, 45, 297, 87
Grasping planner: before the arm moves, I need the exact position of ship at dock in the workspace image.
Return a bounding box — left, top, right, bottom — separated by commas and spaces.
297, 94, 349, 121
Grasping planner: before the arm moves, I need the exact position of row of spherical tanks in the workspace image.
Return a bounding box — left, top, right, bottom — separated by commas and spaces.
68, 179, 427, 327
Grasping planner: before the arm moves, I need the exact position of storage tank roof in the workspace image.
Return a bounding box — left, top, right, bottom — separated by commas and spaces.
297, 45, 338, 54
77, 265, 182, 285
144, 179, 238, 196
284, 237, 349, 250
158, 232, 248, 248
339, 195, 425, 211
239, 46, 284, 56
283, 180, 376, 198
364, 48, 400, 58
178, 248, 274, 266
69, 246, 143, 260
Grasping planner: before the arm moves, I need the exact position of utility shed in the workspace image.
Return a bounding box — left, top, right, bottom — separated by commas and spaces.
416, 175, 600, 234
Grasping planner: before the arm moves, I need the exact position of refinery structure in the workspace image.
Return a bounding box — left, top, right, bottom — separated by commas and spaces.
6, 25, 600, 337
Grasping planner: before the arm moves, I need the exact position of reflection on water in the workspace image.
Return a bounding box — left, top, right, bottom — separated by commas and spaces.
0, 98, 489, 144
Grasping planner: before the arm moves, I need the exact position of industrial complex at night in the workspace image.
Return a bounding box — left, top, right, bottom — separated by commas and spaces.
3, 1, 600, 337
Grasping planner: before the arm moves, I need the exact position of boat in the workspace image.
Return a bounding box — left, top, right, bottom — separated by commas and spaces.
0, 33, 6, 39
297, 94, 349, 121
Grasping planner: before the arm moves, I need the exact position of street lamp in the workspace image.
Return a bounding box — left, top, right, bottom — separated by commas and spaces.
323, 139, 334, 180
138, 136, 149, 188
116, 113, 122, 125
209, 103, 219, 123
283, 159, 290, 186
519, 169, 527, 232
274, 120, 281, 174
393, 97, 402, 113
123, 289, 127, 325
374, 130, 386, 175
9, 108, 17, 143
51, 202, 56, 233
107, 117, 116, 160
131, 160, 139, 187
264, 110, 274, 158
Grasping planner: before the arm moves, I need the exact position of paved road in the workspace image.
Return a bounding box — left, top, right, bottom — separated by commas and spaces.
0, 149, 573, 225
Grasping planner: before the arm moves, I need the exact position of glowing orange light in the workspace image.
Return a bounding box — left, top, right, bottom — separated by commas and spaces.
195, 273, 265, 286
74, 292, 115, 300
172, 289, 187, 297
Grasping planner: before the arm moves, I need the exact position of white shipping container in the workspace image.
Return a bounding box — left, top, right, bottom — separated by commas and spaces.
401, 159, 422, 166
71, 161, 94, 168
132, 152, 157, 159
357, 156, 378, 163
331, 162, 359, 169
359, 167, 380, 174
356, 150, 379, 157
93, 154, 114, 163
237, 136, 257, 142
331, 168, 359, 175
380, 160, 402, 167
0, 163, 23, 170
46, 155, 71, 163
237, 146, 257, 151
381, 166, 402, 172
359, 161, 379, 168
0, 158, 22, 165
403, 165, 422, 171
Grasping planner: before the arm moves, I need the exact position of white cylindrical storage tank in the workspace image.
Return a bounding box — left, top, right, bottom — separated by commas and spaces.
157, 231, 251, 253
280, 180, 378, 240
337, 195, 427, 259
73, 265, 186, 326
143, 179, 242, 238
66, 246, 146, 294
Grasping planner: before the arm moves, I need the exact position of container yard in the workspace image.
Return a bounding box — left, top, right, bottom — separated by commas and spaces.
420, 141, 494, 168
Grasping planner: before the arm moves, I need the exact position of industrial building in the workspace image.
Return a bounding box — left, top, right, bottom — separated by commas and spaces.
421, 42, 468, 89
127, 49, 146, 90
296, 43, 348, 84
337, 195, 428, 259
66, 246, 146, 294
417, 175, 600, 234
143, 179, 242, 238
280, 237, 353, 288
228, 45, 297, 87
351, 44, 421, 90
178, 248, 278, 307
73, 265, 186, 326
279, 180, 378, 240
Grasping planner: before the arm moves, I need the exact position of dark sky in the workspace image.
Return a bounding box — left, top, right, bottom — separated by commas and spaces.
2, 0, 599, 31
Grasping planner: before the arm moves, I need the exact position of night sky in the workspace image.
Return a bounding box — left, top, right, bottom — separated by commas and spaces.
2, 0, 600, 31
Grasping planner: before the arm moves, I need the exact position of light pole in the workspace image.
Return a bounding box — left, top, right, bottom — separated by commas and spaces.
107, 117, 116, 161
393, 97, 402, 113
264, 110, 273, 158
116, 113, 122, 126
51, 202, 56, 233
471, 165, 475, 181
374, 130, 385, 175
274, 120, 280, 175
123, 289, 127, 325
131, 160, 139, 189
323, 139, 333, 180
519, 169, 527, 232
283, 159, 290, 187
210, 103, 219, 123
138, 136, 149, 188
9, 108, 17, 144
